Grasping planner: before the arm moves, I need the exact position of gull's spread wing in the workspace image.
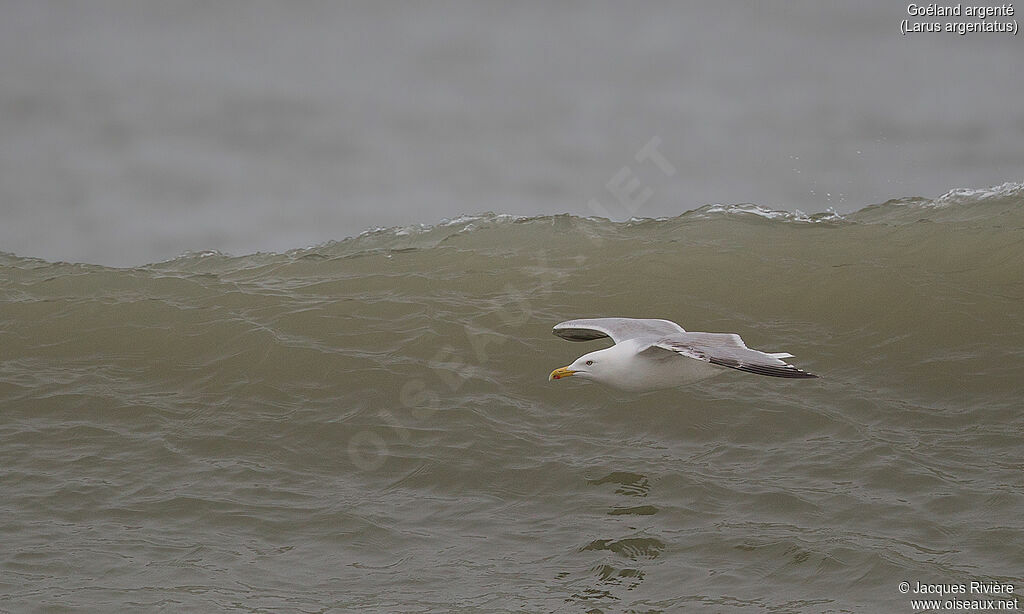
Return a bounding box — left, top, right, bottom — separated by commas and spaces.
553, 318, 686, 344
639, 333, 818, 379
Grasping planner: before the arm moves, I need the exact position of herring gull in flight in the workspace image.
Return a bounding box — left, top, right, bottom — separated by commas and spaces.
548, 317, 817, 391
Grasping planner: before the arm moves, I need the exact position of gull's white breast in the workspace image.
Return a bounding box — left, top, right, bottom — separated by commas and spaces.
603, 340, 724, 391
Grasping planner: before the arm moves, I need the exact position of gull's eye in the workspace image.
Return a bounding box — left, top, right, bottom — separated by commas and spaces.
586, 360, 594, 366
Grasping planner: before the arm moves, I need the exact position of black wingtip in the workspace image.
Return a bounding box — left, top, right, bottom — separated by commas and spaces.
785, 370, 819, 379
744, 365, 819, 379
709, 357, 820, 379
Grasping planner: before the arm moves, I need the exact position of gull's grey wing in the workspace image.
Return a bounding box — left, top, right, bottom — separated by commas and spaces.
553, 317, 686, 344
639, 333, 818, 379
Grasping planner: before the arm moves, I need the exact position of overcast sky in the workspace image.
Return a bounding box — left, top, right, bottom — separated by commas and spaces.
2, 1, 1021, 265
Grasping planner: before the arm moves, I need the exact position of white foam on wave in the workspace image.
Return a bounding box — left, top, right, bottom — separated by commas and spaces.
929, 181, 1024, 208
356, 212, 527, 240
354, 204, 850, 246
696, 203, 845, 223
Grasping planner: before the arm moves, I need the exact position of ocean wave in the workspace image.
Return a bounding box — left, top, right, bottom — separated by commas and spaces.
2, 182, 1020, 270
356, 212, 529, 240
930, 181, 1024, 208
847, 181, 1024, 225
3, 181, 1022, 614
342, 180, 1023, 256
686, 203, 846, 223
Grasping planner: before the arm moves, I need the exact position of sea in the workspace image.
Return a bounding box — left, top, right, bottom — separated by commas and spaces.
2, 182, 1022, 612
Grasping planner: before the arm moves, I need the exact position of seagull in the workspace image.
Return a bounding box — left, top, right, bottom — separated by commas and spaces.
548, 317, 817, 391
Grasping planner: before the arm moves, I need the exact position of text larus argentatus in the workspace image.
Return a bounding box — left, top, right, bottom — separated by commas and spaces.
548, 317, 818, 391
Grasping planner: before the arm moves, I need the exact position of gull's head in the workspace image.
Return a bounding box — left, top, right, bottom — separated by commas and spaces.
548, 345, 629, 385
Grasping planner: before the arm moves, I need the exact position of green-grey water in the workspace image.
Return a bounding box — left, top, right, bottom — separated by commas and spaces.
2, 183, 1023, 612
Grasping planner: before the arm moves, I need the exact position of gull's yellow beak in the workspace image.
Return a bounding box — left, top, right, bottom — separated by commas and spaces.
548, 366, 576, 381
